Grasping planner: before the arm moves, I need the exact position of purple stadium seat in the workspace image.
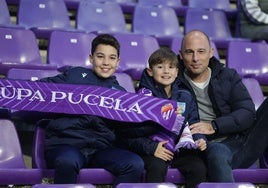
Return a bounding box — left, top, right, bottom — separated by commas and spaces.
32, 119, 116, 184
197, 182, 256, 188
76, 1, 128, 34
132, 4, 183, 46
170, 37, 220, 60
47, 30, 96, 71
114, 73, 135, 93
184, 8, 248, 49
188, 0, 237, 19
33, 184, 96, 188
0, 119, 42, 185
227, 41, 268, 85
116, 183, 178, 188
242, 78, 265, 110
0, 27, 56, 75
137, 0, 187, 17
113, 33, 160, 80
17, 0, 72, 38
233, 169, 268, 184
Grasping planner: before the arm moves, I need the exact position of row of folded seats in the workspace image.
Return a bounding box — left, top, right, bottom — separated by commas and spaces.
2, 0, 244, 48
0, 118, 265, 187
0, 25, 267, 86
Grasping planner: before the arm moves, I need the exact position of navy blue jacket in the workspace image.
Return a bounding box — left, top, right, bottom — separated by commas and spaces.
119, 69, 205, 156
178, 57, 256, 139
40, 67, 126, 158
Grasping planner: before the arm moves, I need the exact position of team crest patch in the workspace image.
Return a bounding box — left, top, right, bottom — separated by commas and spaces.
177, 102, 186, 114
161, 103, 175, 120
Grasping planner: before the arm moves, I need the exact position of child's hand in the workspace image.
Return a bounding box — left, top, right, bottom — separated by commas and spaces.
195, 138, 207, 151
154, 141, 174, 161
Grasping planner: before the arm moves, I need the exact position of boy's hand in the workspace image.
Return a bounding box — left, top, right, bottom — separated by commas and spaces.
154, 141, 174, 161
195, 138, 207, 151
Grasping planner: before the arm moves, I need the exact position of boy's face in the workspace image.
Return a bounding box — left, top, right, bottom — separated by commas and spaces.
147, 61, 178, 87
90, 44, 120, 78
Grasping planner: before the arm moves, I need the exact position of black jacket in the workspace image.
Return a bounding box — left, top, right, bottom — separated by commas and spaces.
40, 67, 126, 158
178, 57, 256, 139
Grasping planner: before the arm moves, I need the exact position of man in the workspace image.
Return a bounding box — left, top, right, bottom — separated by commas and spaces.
178, 30, 268, 181
41, 34, 144, 185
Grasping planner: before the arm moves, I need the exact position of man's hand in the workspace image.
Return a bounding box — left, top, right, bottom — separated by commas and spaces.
189, 122, 215, 135
154, 141, 174, 161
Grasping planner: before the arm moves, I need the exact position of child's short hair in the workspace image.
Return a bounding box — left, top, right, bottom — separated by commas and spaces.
148, 47, 178, 68
91, 34, 120, 56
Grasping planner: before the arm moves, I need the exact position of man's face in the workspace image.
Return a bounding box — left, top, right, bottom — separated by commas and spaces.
90, 44, 120, 78
180, 32, 214, 81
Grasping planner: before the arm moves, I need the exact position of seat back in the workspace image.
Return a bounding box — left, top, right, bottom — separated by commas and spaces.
0, 27, 44, 75
0, 0, 12, 26
132, 5, 182, 38
17, 0, 71, 37
0, 27, 42, 64
113, 33, 160, 80
114, 73, 135, 93
0, 119, 26, 168
76, 0, 127, 33
242, 78, 264, 110
170, 36, 220, 59
47, 30, 96, 70
184, 8, 232, 39
7, 68, 60, 81
227, 41, 268, 85
32, 119, 50, 169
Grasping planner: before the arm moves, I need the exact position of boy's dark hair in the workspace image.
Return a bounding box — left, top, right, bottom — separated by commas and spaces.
148, 47, 178, 68
91, 34, 120, 56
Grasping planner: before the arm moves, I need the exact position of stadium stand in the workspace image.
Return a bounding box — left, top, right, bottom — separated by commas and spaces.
0, 0, 13, 27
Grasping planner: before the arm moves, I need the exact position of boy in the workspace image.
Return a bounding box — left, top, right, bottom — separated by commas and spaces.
123, 47, 207, 188
40, 34, 144, 185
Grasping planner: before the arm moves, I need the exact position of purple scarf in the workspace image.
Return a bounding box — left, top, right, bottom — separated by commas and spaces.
0, 79, 179, 132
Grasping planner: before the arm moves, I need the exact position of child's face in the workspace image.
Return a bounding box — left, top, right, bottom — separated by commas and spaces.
147, 61, 178, 87
90, 44, 120, 78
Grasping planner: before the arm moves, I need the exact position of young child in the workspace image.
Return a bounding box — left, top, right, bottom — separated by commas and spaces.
123, 47, 207, 188
40, 34, 144, 185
